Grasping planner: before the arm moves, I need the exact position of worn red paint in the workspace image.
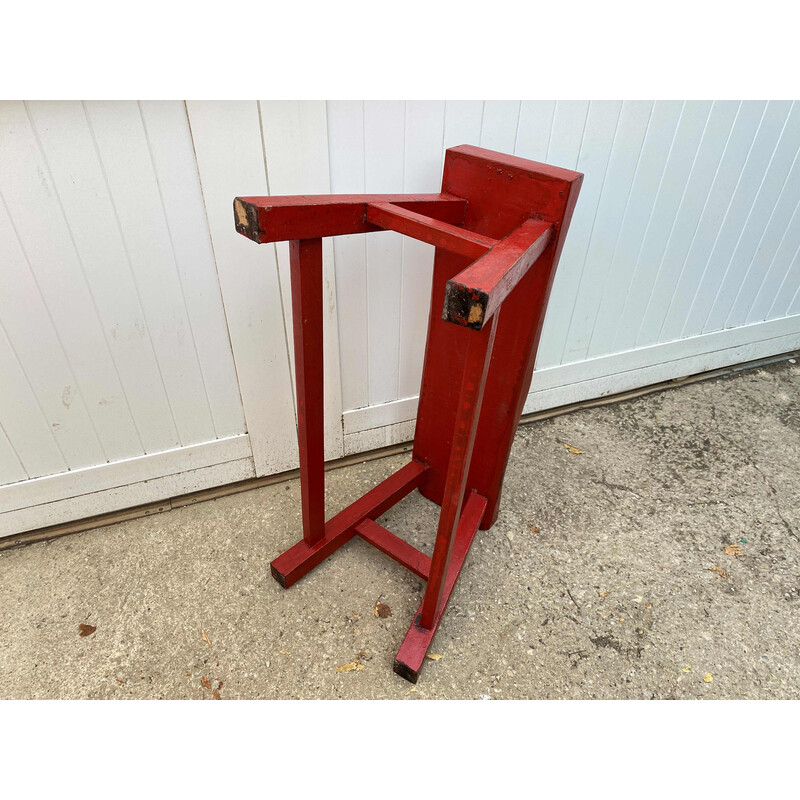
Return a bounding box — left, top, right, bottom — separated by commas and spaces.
289, 239, 325, 545
234, 145, 583, 682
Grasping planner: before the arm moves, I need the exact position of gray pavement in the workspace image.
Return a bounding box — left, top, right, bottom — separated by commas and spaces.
1, 359, 798, 699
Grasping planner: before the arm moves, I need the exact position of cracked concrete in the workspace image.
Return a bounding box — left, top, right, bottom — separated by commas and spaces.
0, 359, 798, 699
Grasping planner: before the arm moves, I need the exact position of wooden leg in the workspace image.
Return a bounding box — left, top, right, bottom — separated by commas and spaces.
419, 314, 498, 630
394, 491, 487, 682
289, 238, 325, 546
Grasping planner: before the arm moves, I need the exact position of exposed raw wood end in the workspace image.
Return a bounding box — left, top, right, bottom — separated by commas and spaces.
442, 280, 489, 330
233, 198, 263, 243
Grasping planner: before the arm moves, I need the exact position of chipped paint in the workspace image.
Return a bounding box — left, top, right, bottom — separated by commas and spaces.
467, 304, 484, 326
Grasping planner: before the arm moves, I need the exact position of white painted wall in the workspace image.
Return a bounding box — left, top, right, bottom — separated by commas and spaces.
2, 100, 799, 537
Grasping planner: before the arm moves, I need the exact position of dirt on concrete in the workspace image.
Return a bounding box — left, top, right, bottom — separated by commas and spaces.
1, 359, 798, 700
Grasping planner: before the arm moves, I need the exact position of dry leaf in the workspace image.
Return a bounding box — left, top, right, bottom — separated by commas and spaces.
78, 623, 96, 637
279, 650, 292, 656
335, 660, 364, 673
529, 524, 540, 534
563, 443, 584, 454
703, 673, 713, 683
217, 681, 223, 690
201, 628, 212, 646
598, 591, 610, 598
374, 601, 392, 618
405, 685, 417, 696
682, 667, 691, 673
711, 565, 730, 579
425, 653, 442, 661
724, 544, 744, 557
211, 689, 221, 700
201, 677, 212, 690
116, 678, 126, 685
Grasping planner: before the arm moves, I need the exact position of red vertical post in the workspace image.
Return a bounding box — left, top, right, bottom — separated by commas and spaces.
419, 314, 498, 629
289, 238, 325, 545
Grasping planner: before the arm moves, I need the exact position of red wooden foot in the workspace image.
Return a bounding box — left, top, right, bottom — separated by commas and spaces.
270, 460, 428, 588
393, 491, 487, 683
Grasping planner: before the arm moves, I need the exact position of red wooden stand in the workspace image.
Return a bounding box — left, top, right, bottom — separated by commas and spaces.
234, 145, 582, 682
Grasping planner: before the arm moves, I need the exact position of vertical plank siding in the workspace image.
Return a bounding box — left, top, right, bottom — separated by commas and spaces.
0, 100, 250, 532
23, 101, 182, 455
2, 99, 800, 536
326, 101, 369, 413
398, 101, 446, 400
184, 100, 296, 477
258, 100, 344, 461
364, 100, 406, 406
334, 98, 800, 439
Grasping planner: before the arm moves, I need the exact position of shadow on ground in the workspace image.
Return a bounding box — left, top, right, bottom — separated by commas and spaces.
1, 360, 798, 699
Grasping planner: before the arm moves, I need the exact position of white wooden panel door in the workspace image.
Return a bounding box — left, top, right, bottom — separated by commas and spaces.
0, 101, 252, 536
3, 99, 800, 539
333, 100, 800, 440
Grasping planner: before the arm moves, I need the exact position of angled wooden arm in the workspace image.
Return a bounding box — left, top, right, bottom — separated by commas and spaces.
233, 192, 468, 244
442, 218, 553, 330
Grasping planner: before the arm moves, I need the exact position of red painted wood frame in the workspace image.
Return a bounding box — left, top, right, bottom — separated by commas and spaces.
234, 145, 583, 682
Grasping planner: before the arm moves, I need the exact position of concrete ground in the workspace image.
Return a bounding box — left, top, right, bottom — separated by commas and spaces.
1, 359, 799, 700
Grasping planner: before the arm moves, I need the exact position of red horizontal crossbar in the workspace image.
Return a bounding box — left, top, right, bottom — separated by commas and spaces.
270, 460, 429, 588
234, 193, 467, 244
366, 202, 497, 260
394, 490, 488, 683
354, 518, 431, 581
443, 219, 553, 329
